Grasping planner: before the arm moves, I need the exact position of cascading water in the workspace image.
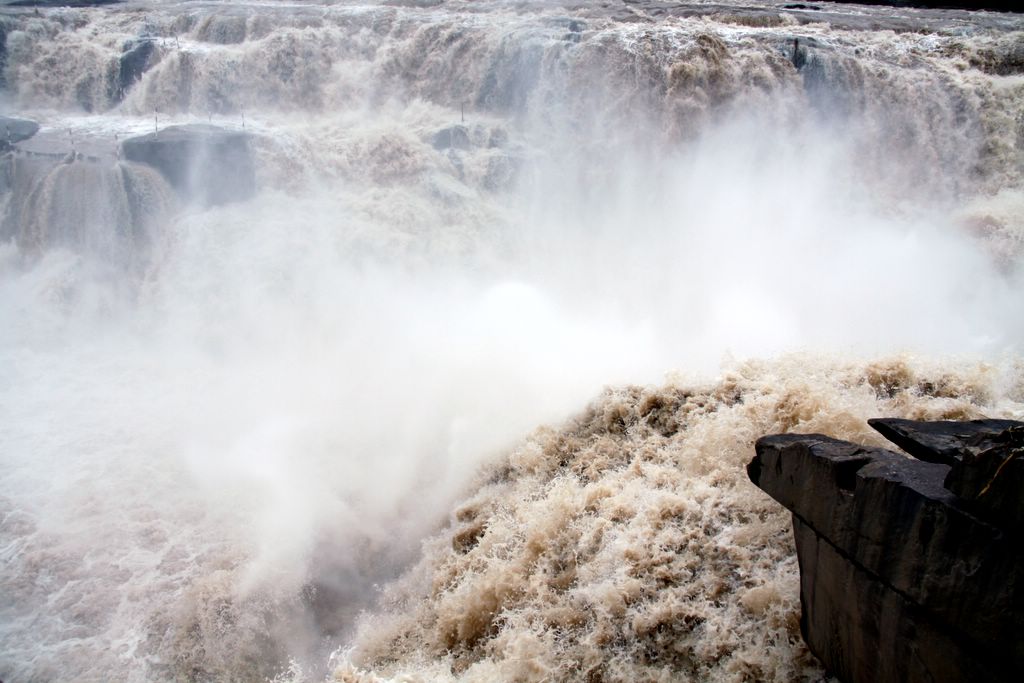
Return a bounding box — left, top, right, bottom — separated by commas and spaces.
1, 1, 1022, 682
2, 155, 172, 268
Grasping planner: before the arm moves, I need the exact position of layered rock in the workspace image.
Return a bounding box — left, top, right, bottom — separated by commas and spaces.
120, 124, 255, 206
868, 418, 1024, 528
866, 418, 1021, 465
748, 420, 1023, 683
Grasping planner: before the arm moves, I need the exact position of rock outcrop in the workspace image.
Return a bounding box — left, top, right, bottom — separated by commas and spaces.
1, 116, 40, 149
114, 37, 160, 101
748, 420, 1023, 683
120, 124, 255, 206
431, 124, 471, 151
866, 417, 1021, 465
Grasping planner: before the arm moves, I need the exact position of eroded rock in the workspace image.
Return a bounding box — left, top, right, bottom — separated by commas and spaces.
748, 422, 1024, 683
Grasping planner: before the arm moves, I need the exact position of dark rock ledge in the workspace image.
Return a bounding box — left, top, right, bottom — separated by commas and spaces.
120, 124, 255, 206
748, 419, 1023, 683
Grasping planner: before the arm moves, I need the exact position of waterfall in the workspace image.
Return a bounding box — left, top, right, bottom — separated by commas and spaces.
0, 2, 1022, 682
1, 155, 173, 270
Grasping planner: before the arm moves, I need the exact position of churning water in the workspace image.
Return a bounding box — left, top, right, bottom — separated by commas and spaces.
1, 1, 1023, 681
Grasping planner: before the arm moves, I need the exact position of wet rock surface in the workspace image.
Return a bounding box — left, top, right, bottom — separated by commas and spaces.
114, 37, 159, 101
0, 116, 40, 148
748, 420, 1024, 683
942, 424, 1024, 527
120, 124, 255, 206
867, 417, 1022, 465
431, 124, 471, 151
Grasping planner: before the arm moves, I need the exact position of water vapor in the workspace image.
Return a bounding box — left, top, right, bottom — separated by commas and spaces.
1, 1, 1022, 681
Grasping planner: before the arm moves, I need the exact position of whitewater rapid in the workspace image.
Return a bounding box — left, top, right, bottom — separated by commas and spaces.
1, 1, 1023, 681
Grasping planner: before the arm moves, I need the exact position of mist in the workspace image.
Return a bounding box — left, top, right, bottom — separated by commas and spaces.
1, 1, 1023, 681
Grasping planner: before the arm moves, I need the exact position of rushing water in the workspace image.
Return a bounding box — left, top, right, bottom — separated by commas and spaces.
1, 1, 1023, 681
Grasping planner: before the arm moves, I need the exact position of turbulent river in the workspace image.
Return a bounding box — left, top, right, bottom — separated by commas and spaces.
1, 1, 1023, 681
